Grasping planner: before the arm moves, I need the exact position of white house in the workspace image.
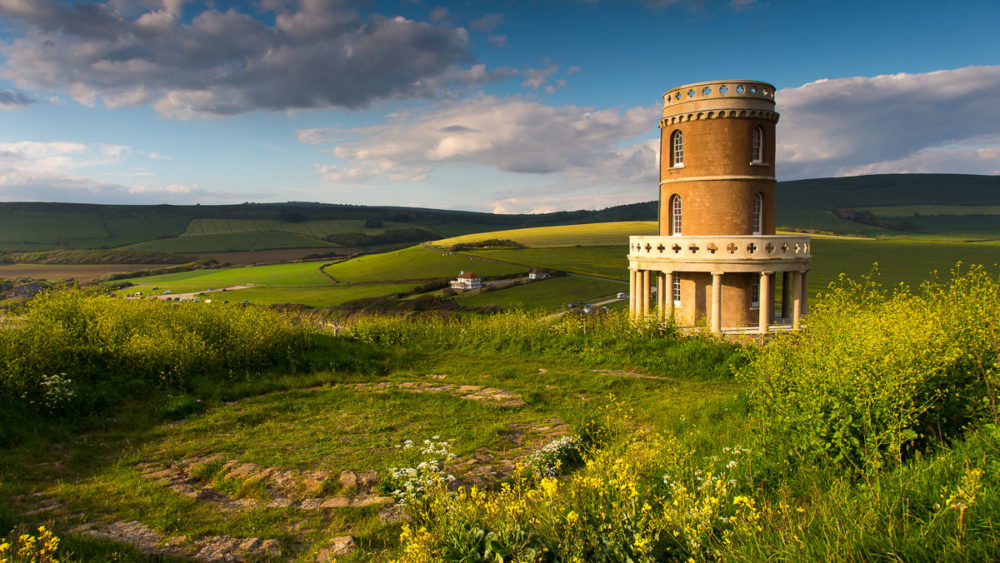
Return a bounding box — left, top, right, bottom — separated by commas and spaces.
528, 269, 550, 280
450, 271, 483, 290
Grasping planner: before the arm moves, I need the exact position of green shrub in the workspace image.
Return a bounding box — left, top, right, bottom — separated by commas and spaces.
739, 266, 1000, 477
343, 309, 739, 379
0, 289, 320, 428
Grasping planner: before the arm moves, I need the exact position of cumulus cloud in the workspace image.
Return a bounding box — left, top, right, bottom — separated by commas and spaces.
0, 87, 34, 109
777, 66, 1000, 179
0, 0, 502, 118
300, 95, 660, 211
522, 65, 559, 90
470, 13, 503, 32
0, 139, 213, 203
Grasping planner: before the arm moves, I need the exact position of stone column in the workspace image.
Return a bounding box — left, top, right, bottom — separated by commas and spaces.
759, 271, 772, 334
793, 271, 803, 330
642, 270, 651, 317
802, 271, 809, 316
656, 272, 666, 320
711, 272, 723, 333
665, 271, 675, 319
629, 269, 636, 317
781, 271, 790, 319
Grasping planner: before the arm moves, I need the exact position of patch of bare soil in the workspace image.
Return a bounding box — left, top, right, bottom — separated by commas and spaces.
69, 520, 282, 562
590, 368, 665, 380
353, 380, 527, 407
137, 454, 393, 512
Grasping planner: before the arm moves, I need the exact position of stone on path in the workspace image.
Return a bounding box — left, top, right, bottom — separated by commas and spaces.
317, 536, 355, 562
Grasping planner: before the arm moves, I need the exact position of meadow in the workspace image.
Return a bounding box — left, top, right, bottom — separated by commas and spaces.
4, 268, 1000, 560
321, 246, 525, 283
127, 231, 335, 253
95, 227, 1000, 316
431, 221, 656, 249
454, 276, 625, 311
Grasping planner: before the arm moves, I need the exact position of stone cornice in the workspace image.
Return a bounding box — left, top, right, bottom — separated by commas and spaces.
660, 109, 780, 127
660, 175, 776, 184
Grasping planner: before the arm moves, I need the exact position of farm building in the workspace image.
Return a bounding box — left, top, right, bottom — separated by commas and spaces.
528, 269, 550, 280
627, 80, 811, 333
450, 271, 483, 291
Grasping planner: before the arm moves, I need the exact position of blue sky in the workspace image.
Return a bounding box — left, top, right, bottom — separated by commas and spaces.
0, 0, 998, 212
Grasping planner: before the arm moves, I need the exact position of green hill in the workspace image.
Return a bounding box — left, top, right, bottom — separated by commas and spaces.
2, 174, 998, 253
0, 201, 658, 252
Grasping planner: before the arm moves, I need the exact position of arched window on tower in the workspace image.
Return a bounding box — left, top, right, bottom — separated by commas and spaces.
672, 276, 681, 305
671, 130, 684, 167
669, 194, 682, 236
751, 126, 763, 164
752, 192, 762, 235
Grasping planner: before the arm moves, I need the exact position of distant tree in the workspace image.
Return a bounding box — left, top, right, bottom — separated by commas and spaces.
280, 210, 308, 223
365, 218, 384, 228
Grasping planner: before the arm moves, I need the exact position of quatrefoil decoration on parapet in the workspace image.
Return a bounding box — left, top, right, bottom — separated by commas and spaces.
707, 243, 718, 254
645, 243, 652, 252
688, 244, 699, 253
726, 242, 738, 254
781, 243, 789, 253
746, 243, 758, 254
765, 243, 775, 254
672, 244, 682, 254
656, 244, 666, 253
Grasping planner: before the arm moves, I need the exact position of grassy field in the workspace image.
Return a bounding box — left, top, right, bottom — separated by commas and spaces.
7, 277, 1000, 560
856, 204, 1000, 216
127, 232, 335, 253
0, 264, 168, 283
0, 298, 736, 561
322, 245, 525, 283
809, 236, 1000, 291
120, 261, 334, 292
455, 276, 625, 311
220, 284, 420, 307
100, 229, 1000, 311
182, 218, 421, 238
465, 246, 628, 280
0, 210, 190, 251
432, 221, 657, 249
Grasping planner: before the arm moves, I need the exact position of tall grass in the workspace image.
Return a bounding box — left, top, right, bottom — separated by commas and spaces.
391, 267, 1000, 561
344, 309, 739, 379
0, 290, 335, 444
740, 265, 1000, 478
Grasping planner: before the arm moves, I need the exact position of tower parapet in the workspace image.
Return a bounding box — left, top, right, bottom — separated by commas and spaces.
627, 80, 811, 334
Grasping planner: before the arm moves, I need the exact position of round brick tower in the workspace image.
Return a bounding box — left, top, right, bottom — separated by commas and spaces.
628, 80, 811, 333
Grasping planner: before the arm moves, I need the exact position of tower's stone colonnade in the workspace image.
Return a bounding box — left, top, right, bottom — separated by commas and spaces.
627, 80, 811, 332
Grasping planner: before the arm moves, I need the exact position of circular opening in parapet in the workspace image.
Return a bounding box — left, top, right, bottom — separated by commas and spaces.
719, 85, 728, 94
736, 85, 745, 94
702, 86, 712, 95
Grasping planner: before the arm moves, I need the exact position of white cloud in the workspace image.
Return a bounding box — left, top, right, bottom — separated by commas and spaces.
0, 0, 500, 118
522, 65, 559, 90
777, 65, 1000, 179
0, 139, 214, 203
301, 95, 660, 211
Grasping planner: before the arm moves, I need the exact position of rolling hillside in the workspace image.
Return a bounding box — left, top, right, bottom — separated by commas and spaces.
2, 173, 998, 257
